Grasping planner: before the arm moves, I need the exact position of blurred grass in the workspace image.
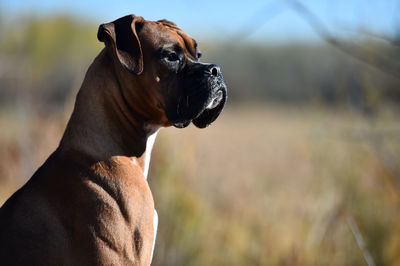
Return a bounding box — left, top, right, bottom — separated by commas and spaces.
147, 104, 400, 266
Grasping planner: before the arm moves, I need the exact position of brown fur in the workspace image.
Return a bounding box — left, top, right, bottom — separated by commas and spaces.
0, 15, 201, 266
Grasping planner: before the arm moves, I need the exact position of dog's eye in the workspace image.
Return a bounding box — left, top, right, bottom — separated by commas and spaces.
165, 52, 180, 62
197, 52, 202, 59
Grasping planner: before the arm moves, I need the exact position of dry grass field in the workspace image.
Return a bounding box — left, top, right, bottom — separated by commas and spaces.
149, 104, 400, 266
1, 103, 398, 265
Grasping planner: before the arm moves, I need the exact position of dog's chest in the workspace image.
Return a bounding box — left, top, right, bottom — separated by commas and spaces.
143, 130, 158, 179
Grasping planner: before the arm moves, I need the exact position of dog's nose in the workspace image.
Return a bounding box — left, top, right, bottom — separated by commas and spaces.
207, 64, 221, 77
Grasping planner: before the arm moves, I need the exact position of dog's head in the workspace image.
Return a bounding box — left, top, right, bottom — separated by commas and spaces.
97, 14, 227, 128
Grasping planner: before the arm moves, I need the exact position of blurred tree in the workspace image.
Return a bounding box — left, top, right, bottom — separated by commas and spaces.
0, 16, 102, 109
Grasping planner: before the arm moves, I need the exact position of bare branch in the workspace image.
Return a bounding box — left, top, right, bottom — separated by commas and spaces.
231, 1, 287, 41
347, 215, 376, 266
358, 28, 400, 46
286, 0, 400, 80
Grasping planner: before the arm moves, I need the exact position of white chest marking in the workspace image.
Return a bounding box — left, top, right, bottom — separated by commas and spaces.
150, 209, 158, 264
143, 130, 159, 179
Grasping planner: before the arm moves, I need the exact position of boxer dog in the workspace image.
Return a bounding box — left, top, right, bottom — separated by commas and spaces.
0, 14, 227, 266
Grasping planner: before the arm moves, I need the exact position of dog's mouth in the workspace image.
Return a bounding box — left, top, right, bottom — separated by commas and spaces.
192, 87, 226, 128
173, 121, 191, 128
172, 86, 227, 129
206, 89, 224, 110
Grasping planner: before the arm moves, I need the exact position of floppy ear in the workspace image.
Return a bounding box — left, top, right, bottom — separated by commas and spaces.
192, 90, 227, 128
97, 14, 144, 75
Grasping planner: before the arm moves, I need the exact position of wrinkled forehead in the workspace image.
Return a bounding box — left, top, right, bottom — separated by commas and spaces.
141, 19, 198, 57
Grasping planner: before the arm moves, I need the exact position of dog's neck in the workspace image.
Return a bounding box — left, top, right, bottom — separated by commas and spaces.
59, 50, 160, 176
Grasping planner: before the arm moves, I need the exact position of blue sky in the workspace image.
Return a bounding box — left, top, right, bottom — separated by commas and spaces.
2, 0, 399, 42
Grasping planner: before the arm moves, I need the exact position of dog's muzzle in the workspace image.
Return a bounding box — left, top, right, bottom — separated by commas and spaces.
191, 64, 227, 128
206, 89, 224, 110
168, 62, 227, 129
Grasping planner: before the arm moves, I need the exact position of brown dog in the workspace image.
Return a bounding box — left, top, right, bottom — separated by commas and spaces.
0, 14, 227, 266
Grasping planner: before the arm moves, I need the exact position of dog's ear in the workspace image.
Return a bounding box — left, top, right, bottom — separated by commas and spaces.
98, 15, 144, 75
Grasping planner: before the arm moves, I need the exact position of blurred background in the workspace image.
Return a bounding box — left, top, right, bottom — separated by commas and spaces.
1, 0, 400, 265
